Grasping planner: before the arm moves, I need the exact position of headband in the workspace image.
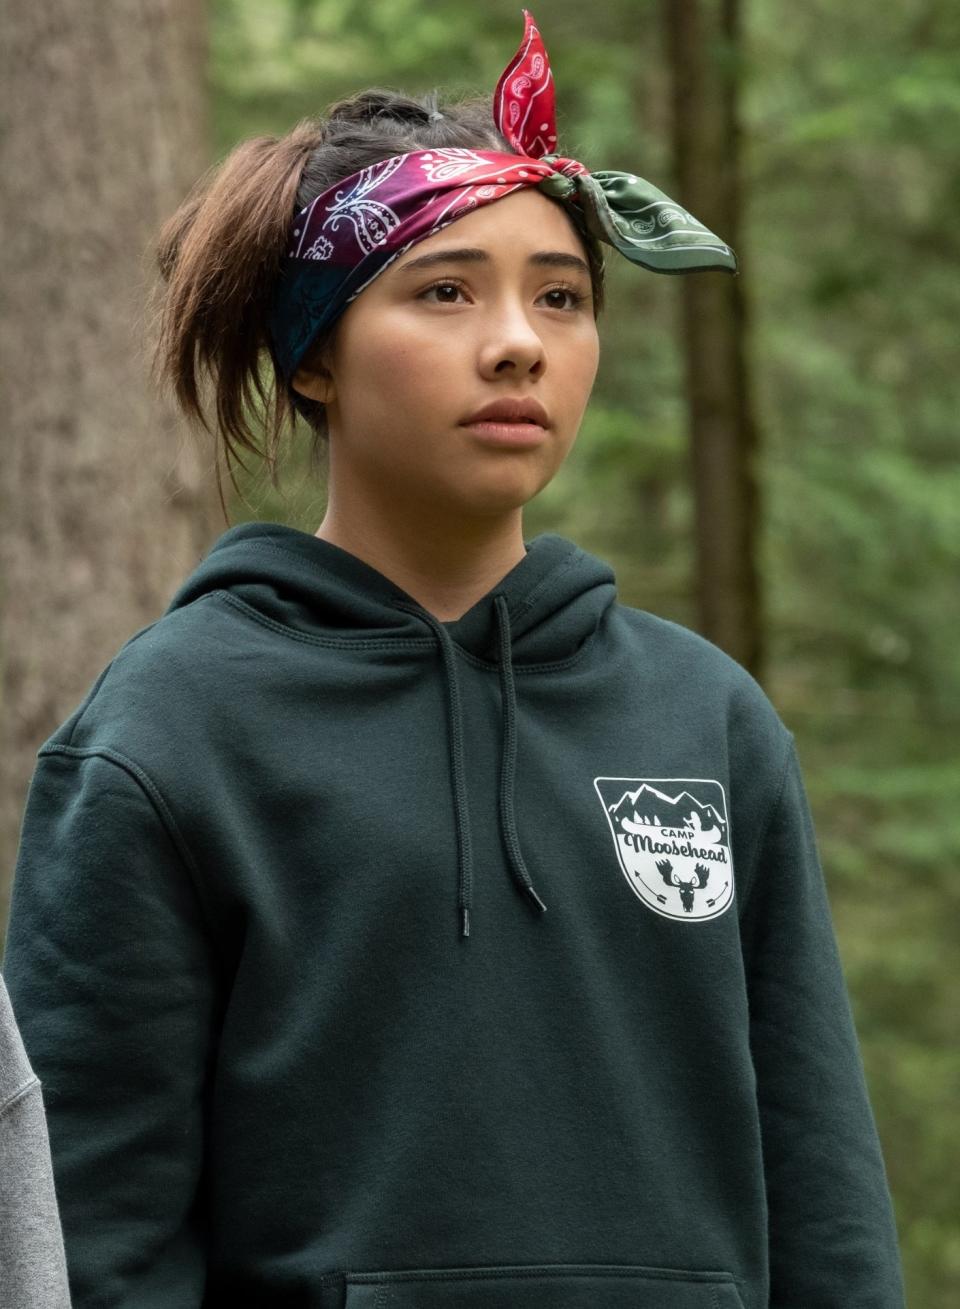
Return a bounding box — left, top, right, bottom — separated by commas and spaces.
267, 8, 738, 386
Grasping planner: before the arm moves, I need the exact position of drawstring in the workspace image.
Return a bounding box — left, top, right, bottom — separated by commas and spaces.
493, 594, 549, 926
391, 595, 548, 938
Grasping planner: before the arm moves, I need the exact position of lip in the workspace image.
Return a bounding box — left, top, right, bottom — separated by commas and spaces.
461, 396, 550, 427
461, 420, 548, 447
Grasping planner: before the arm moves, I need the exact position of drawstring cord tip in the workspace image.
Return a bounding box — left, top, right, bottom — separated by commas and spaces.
524, 884, 548, 914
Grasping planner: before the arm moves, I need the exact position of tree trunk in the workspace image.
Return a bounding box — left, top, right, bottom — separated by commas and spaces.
663, 0, 763, 678
0, 1, 222, 939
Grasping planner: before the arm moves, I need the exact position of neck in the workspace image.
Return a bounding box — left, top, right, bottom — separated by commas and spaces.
313, 510, 527, 622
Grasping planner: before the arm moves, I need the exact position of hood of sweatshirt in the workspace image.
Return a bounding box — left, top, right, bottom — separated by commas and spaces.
165, 520, 618, 939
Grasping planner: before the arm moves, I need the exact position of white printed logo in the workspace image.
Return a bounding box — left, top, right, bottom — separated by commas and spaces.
594, 777, 734, 922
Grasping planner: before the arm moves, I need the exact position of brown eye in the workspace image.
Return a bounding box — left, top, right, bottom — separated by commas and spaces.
417, 279, 589, 310
542, 285, 589, 311
418, 280, 467, 304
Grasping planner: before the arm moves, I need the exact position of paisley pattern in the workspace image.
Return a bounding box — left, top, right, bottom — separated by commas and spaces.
494, 11, 557, 158
304, 235, 333, 260
419, 148, 496, 183
267, 8, 738, 384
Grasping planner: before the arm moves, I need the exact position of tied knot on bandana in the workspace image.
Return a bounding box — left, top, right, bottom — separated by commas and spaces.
267, 8, 738, 387
536, 164, 578, 200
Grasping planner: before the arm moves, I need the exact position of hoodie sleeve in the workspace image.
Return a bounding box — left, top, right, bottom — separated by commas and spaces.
0, 971, 72, 1309
2, 746, 224, 1309
739, 732, 906, 1307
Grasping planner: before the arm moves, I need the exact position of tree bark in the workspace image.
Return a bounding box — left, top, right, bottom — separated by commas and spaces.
0, 0, 222, 938
663, 0, 763, 677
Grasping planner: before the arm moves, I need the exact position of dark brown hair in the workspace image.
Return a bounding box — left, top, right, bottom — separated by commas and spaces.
148, 87, 606, 520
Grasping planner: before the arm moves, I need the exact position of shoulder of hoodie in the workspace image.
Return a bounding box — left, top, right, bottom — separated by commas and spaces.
41, 593, 793, 782
36, 592, 232, 764
611, 601, 794, 764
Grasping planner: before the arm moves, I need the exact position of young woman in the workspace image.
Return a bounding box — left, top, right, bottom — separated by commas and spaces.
3, 11, 905, 1308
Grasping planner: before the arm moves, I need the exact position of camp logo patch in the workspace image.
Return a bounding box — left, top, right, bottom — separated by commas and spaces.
593, 777, 734, 922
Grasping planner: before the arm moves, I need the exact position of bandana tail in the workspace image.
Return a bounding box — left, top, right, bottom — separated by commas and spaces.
496, 9, 738, 275
493, 9, 557, 157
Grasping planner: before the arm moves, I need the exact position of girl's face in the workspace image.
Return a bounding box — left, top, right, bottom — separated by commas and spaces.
293, 187, 600, 527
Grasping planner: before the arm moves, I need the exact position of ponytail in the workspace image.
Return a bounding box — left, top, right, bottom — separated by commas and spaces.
149, 121, 322, 520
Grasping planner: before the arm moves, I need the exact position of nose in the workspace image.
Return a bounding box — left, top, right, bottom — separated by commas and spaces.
477, 298, 547, 378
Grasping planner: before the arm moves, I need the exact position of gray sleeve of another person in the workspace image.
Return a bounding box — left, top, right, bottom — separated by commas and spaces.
0, 969, 72, 1309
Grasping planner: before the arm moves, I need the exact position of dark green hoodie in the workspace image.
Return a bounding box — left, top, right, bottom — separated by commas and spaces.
3, 521, 905, 1308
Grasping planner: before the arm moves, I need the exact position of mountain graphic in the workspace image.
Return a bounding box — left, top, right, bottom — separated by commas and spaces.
608, 783, 727, 842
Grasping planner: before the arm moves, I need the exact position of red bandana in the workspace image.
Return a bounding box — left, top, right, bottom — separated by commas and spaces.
268, 9, 737, 383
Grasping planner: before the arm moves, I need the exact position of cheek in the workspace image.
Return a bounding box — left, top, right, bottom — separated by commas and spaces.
562, 332, 600, 395
344, 324, 450, 409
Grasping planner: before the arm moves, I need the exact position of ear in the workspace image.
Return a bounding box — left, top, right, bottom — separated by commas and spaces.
291, 367, 335, 404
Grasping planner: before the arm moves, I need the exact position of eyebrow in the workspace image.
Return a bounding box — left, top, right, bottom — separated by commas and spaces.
396, 246, 592, 278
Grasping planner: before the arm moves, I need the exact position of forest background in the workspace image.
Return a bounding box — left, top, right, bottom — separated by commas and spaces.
0, 1, 956, 1303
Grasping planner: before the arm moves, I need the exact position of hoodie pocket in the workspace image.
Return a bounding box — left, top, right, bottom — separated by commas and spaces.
344, 1262, 746, 1307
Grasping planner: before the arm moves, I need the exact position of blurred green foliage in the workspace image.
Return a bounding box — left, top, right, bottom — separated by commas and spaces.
211, 1, 959, 1300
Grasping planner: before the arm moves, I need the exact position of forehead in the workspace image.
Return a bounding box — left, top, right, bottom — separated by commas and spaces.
389, 187, 589, 276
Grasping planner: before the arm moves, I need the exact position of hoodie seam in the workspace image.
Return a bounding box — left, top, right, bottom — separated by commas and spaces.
211, 538, 412, 611
214, 589, 602, 671
508, 542, 583, 616
214, 590, 437, 650
208, 534, 578, 619
34, 743, 230, 977
0, 1076, 41, 1121
455, 634, 599, 672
